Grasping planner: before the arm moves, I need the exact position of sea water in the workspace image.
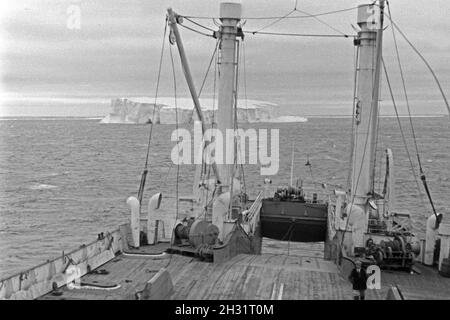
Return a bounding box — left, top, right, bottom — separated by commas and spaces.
0, 116, 449, 278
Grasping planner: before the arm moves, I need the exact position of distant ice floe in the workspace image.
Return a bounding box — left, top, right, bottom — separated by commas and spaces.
265, 116, 308, 123
100, 97, 296, 124
29, 184, 58, 190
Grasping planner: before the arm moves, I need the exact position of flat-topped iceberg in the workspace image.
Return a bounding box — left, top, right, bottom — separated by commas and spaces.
266, 115, 308, 123
100, 97, 278, 124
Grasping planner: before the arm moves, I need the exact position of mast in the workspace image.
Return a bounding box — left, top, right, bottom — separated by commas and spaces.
217, 1, 242, 189
351, 0, 385, 205
209, 2, 243, 240
167, 3, 243, 241
346, 1, 385, 251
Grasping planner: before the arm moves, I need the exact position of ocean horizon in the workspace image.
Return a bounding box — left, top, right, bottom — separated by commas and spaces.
1, 95, 448, 119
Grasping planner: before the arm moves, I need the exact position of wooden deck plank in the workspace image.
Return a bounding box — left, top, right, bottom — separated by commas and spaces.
241, 266, 261, 299
39, 238, 450, 300
39, 253, 175, 300
184, 263, 213, 300
225, 257, 254, 299
167, 260, 198, 300
210, 256, 241, 300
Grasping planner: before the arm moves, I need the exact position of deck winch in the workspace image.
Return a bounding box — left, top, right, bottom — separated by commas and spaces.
364, 235, 420, 270
173, 219, 219, 248
171, 218, 220, 260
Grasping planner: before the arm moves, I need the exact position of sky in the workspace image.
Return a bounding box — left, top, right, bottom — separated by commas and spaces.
0, 0, 449, 116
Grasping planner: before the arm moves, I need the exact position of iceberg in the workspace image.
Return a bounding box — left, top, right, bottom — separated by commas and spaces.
100, 97, 279, 124
100, 98, 159, 124
266, 116, 308, 123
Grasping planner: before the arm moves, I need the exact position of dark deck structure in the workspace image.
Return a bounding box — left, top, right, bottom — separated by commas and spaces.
260, 200, 328, 242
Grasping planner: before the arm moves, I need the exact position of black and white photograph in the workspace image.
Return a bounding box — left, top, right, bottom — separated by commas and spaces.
1, 0, 450, 308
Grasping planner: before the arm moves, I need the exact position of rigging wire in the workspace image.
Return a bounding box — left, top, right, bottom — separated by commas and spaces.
251, 8, 297, 33
187, 39, 218, 123
244, 30, 351, 38
180, 5, 360, 21
293, 7, 350, 37
169, 44, 180, 224
179, 17, 352, 38
162, 163, 174, 186
386, 1, 440, 220
163, 42, 180, 269
382, 58, 427, 217
183, 16, 215, 32
177, 21, 214, 38
189, 40, 220, 218
178, 4, 354, 38
202, 44, 219, 220
384, 1, 426, 208
382, 3, 450, 119
386, 2, 421, 166
137, 18, 168, 206
242, 41, 249, 122
239, 40, 248, 197
233, 39, 250, 208
198, 40, 220, 98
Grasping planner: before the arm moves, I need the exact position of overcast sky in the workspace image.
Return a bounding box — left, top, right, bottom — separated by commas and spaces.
0, 0, 449, 115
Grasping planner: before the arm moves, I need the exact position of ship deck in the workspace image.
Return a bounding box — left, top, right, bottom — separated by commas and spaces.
366, 263, 450, 300
39, 239, 450, 300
